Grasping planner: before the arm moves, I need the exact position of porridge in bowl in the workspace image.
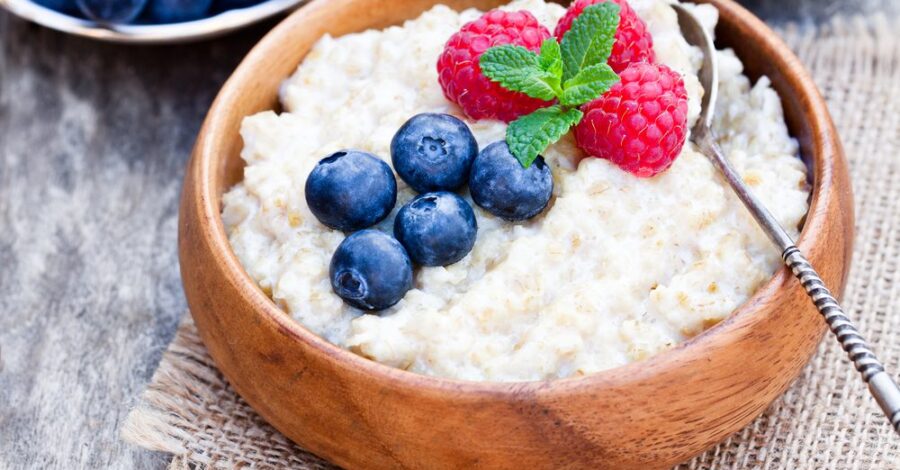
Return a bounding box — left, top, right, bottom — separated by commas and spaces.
221, 0, 809, 381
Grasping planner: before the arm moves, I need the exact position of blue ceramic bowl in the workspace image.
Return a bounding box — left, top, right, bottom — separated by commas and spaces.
0, 0, 306, 43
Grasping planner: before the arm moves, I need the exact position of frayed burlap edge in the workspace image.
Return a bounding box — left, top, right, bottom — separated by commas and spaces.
122, 13, 900, 470
120, 316, 336, 469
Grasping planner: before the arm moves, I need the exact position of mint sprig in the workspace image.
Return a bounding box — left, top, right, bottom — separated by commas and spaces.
478, 3, 621, 167
480, 43, 562, 100
559, 2, 620, 81
538, 38, 563, 79
560, 63, 619, 107
507, 106, 583, 167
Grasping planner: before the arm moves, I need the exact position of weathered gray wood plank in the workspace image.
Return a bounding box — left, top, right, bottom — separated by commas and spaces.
0, 14, 269, 469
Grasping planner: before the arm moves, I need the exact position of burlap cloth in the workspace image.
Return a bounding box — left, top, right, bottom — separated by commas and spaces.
121, 14, 900, 469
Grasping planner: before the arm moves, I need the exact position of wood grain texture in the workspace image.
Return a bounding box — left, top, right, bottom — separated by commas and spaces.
0, 14, 268, 469
179, 0, 854, 469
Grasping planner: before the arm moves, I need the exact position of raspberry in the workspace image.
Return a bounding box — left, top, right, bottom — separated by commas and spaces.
554, 0, 655, 74
437, 10, 553, 122
574, 62, 688, 177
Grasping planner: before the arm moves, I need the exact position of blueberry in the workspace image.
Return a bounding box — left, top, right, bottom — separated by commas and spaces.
391, 113, 478, 193
34, 0, 79, 14
76, 0, 146, 23
213, 0, 262, 10
394, 192, 478, 267
469, 141, 553, 221
148, 0, 212, 23
330, 230, 413, 311
305, 150, 397, 232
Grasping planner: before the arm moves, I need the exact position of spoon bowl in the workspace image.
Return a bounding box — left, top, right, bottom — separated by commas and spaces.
671, 3, 718, 131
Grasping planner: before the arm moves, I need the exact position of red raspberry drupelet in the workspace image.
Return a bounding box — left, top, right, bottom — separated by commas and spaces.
437, 10, 553, 122
574, 62, 688, 177
554, 0, 655, 74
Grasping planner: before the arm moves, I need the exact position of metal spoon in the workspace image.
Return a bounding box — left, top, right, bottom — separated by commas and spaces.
672, 3, 900, 434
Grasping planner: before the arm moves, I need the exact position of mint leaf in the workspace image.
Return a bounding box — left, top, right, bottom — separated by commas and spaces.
479, 6, 624, 168
538, 38, 563, 78
507, 105, 583, 167
560, 63, 619, 106
480, 45, 561, 101
560, 2, 621, 81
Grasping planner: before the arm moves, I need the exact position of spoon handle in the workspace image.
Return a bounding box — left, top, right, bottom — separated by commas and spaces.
782, 246, 900, 433
694, 126, 900, 434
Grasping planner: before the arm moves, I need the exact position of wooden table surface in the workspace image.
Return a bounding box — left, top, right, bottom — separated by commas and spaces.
0, 0, 896, 468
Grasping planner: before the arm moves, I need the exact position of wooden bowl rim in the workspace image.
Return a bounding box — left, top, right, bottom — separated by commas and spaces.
190, 0, 839, 395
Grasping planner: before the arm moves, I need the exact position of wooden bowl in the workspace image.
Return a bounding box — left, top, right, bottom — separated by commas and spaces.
178, 0, 853, 467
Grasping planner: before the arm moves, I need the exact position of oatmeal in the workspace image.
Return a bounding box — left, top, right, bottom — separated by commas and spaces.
221, 0, 809, 381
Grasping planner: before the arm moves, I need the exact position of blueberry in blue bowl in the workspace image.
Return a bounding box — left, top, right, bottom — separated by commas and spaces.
213, 0, 264, 10
148, 0, 213, 23
305, 150, 397, 232
34, 0, 79, 14
330, 230, 414, 311
394, 191, 477, 267
76, 0, 147, 23
469, 141, 553, 222
391, 113, 478, 194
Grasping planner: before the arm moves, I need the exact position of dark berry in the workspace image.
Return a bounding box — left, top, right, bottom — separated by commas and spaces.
305, 150, 397, 232
394, 192, 478, 267
469, 141, 553, 221
34, 0, 79, 14
390, 113, 478, 194
213, 0, 262, 10
76, 0, 146, 23
148, 0, 212, 23
329, 230, 413, 311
